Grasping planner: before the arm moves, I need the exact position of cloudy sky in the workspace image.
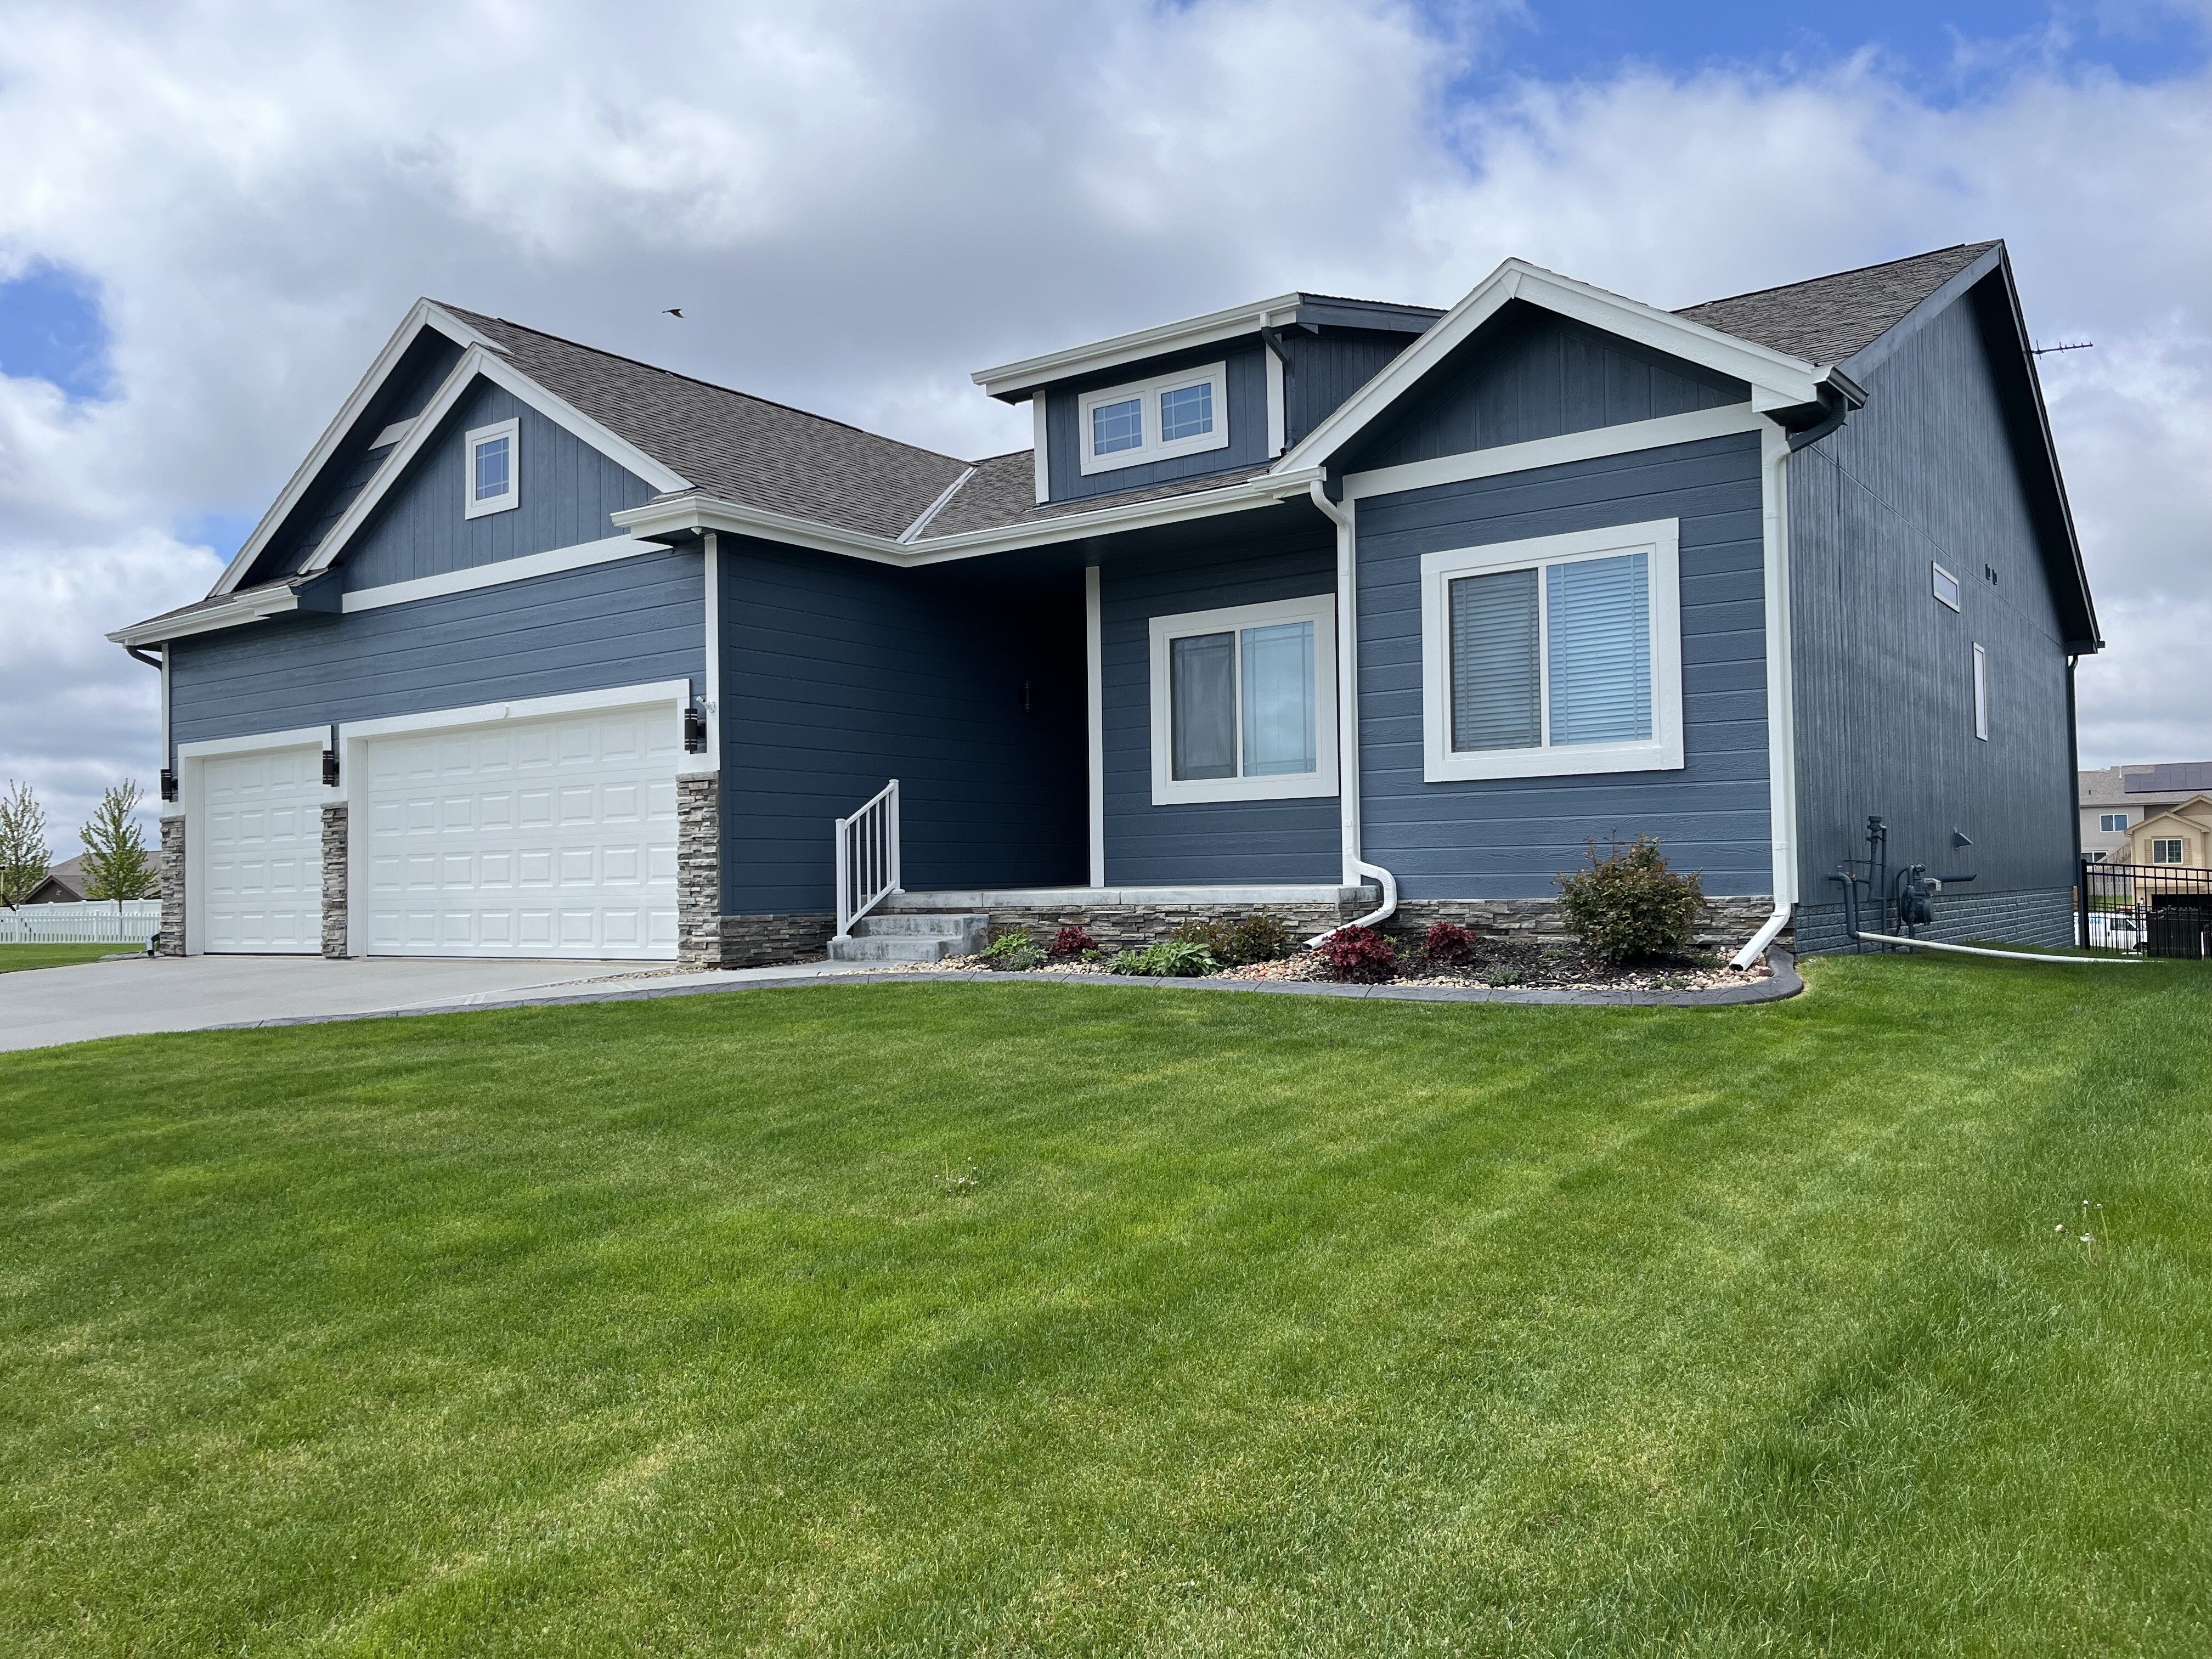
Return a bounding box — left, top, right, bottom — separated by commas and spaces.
2, 0, 2208, 855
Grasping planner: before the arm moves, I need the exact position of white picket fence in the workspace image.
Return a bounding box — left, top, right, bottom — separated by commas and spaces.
0, 900, 162, 945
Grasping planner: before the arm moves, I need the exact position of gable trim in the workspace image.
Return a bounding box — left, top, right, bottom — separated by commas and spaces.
339, 534, 653, 613
295, 345, 690, 580
1274, 259, 1826, 481
1342, 404, 1769, 502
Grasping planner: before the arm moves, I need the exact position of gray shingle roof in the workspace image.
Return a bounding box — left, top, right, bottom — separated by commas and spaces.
1676, 242, 2000, 364
437, 305, 970, 540
913, 455, 1278, 543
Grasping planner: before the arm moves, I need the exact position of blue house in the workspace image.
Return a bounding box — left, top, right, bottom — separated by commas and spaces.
113, 241, 2100, 968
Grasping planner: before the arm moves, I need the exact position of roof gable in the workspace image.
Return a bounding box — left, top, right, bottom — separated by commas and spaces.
2130, 795, 2212, 834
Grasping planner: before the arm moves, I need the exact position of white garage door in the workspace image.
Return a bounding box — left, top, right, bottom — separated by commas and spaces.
363, 706, 680, 959
201, 746, 324, 953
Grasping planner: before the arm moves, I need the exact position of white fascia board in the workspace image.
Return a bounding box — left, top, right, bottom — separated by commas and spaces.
973, 292, 1304, 400
107, 585, 302, 648
336, 678, 692, 743
210, 299, 509, 598
298, 347, 690, 579
1274, 258, 1823, 479
176, 724, 331, 761
341, 535, 654, 613
1343, 404, 1769, 501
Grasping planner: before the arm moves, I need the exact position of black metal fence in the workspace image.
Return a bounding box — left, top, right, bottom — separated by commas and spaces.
2079, 859, 2212, 958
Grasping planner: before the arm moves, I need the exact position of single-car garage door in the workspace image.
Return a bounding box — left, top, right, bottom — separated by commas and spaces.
362, 706, 680, 959
201, 745, 324, 953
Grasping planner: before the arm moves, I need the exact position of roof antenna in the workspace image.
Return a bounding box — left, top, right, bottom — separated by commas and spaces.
2030, 340, 2092, 355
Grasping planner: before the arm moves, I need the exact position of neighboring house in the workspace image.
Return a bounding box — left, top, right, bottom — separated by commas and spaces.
2079, 763, 2212, 861
2120, 793, 2212, 868
111, 239, 2098, 966
22, 854, 89, 904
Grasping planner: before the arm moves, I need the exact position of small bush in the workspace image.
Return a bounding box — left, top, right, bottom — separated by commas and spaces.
1107, 940, 1218, 978
1554, 834, 1704, 964
1422, 922, 1479, 967
1049, 925, 1098, 958
1317, 925, 1396, 984
977, 933, 1045, 972
1171, 912, 1298, 967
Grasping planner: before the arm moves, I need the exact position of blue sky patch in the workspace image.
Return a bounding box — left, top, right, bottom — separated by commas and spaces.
0, 262, 112, 400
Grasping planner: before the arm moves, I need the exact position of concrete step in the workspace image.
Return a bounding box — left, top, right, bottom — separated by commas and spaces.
825, 911, 989, 963
852, 912, 988, 939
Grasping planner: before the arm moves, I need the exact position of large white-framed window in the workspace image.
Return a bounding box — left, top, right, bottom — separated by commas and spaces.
1147, 594, 1338, 805
464, 417, 520, 519
1419, 518, 1684, 783
1078, 362, 1230, 476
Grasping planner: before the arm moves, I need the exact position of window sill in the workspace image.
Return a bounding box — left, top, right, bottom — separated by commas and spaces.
1424, 737, 1684, 784
1150, 772, 1339, 807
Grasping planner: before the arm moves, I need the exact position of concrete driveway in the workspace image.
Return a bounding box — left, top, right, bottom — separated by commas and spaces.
0, 955, 712, 1053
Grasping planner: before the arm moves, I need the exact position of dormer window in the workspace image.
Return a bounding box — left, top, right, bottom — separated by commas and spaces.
464, 417, 520, 518
1077, 362, 1229, 475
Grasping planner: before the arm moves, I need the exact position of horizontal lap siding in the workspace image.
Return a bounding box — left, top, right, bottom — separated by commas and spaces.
1102, 530, 1341, 885
168, 550, 706, 744
1358, 432, 1771, 898
341, 377, 660, 591
721, 541, 1086, 912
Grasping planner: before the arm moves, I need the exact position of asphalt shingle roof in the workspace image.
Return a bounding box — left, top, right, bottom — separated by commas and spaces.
1675, 242, 2000, 365
912, 455, 1277, 543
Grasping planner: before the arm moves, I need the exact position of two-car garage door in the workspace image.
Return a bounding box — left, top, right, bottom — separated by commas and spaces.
362, 707, 680, 959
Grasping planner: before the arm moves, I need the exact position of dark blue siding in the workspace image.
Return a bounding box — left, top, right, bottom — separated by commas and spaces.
1282, 327, 1414, 449
1789, 286, 2075, 905
720, 541, 1086, 912
1046, 341, 1270, 503
341, 377, 659, 591
1347, 302, 1747, 473
1101, 527, 1342, 885
1357, 432, 1772, 898
168, 549, 704, 745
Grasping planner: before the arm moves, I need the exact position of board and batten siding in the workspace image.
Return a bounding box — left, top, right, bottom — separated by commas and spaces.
340, 377, 661, 592
718, 540, 1087, 914
1788, 286, 2075, 932
167, 549, 706, 747
1346, 303, 1750, 474
1357, 431, 1773, 898
1044, 341, 1272, 503
1281, 328, 1419, 452
1099, 522, 1342, 885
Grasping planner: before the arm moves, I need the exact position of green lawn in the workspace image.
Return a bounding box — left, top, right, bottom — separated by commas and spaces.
0, 941, 125, 972
1, 958, 2207, 1655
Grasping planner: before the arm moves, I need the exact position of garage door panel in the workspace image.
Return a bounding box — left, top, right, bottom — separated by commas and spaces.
200, 745, 322, 954
364, 706, 679, 960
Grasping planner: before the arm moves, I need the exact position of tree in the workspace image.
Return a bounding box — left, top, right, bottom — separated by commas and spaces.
0, 779, 51, 912
80, 781, 157, 910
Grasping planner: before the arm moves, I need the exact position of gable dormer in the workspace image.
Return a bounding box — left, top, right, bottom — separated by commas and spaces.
972, 293, 1441, 506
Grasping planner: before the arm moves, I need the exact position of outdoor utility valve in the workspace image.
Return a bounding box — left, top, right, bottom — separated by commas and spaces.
1898, 868, 1942, 928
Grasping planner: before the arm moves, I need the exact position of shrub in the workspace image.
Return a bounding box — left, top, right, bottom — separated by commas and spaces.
977, 933, 1045, 972
1106, 940, 1218, 978
1554, 834, 1704, 964
1422, 922, 1479, 967
1317, 924, 1396, 984
1171, 912, 1298, 967
1049, 924, 1098, 958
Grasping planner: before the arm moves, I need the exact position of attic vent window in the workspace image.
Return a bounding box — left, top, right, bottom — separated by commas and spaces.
1932, 562, 1961, 611
464, 417, 520, 519
1077, 362, 1229, 475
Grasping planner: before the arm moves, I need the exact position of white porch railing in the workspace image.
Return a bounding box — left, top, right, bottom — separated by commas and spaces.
1, 900, 161, 945
834, 778, 901, 939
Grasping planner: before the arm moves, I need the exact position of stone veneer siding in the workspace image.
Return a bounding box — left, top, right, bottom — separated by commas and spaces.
1791, 886, 2073, 956
719, 913, 837, 968
677, 774, 720, 970
320, 803, 349, 958
159, 815, 186, 957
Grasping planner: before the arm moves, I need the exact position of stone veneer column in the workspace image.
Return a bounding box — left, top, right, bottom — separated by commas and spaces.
157, 814, 188, 956
320, 802, 349, 958
676, 774, 721, 970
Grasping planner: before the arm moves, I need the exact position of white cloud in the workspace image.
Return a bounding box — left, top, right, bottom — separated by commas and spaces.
0, 0, 2205, 854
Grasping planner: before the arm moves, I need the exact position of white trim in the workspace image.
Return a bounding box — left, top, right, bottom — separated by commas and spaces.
896, 465, 975, 544
159, 645, 171, 774
1758, 421, 1799, 929
1276, 258, 1823, 480
297, 344, 689, 579
176, 724, 334, 761
336, 679, 692, 745
1306, 484, 1362, 884
884, 882, 1375, 908
1418, 518, 1683, 783
340, 535, 651, 613
1085, 566, 1105, 886
108, 583, 305, 647
702, 532, 720, 759
1933, 561, 1962, 612
1973, 642, 1989, 741
1032, 396, 1050, 504
209, 298, 510, 597
1263, 315, 1286, 458
1077, 361, 1231, 476
462, 417, 521, 519
371, 419, 415, 449
974, 291, 1304, 400
1344, 405, 1767, 501
1147, 593, 1339, 805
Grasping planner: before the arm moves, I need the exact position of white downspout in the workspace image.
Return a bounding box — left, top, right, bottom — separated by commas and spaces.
1306, 479, 1397, 944
1733, 420, 1801, 969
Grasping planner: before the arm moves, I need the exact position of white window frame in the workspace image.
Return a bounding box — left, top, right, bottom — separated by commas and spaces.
1972, 642, 1989, 741
1932, 561, 1961, 611
1077, 361, 1230, 476
1419, 518, 1684, 783
463, 416, 520, 519
2153, 838, 2185, 865
2101, 812, 2128, 833
1147, 594, 1338, 805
